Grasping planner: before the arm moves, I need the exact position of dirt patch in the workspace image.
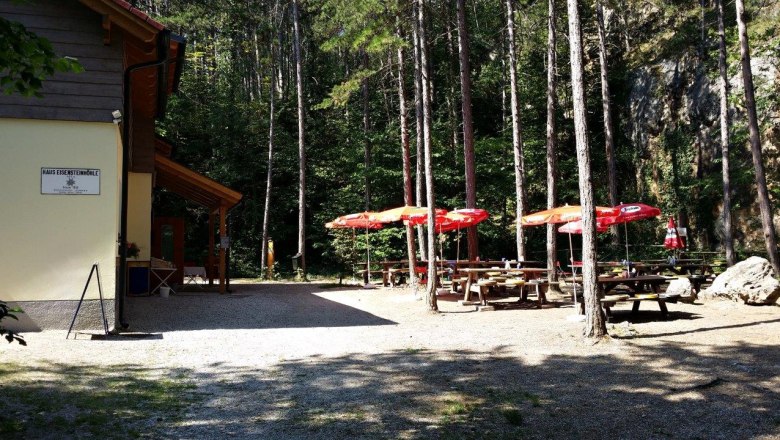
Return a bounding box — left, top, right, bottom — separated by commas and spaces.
2, 282, 779, 439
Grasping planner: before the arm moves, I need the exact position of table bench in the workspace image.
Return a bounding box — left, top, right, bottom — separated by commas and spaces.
600, 292, 680, 320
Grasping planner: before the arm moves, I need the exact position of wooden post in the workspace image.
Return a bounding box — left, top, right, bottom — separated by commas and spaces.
219, 205, 227, 294
208, 210, 215, 286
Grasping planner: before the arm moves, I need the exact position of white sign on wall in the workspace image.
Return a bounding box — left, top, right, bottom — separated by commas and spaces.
41, 168, 101, 195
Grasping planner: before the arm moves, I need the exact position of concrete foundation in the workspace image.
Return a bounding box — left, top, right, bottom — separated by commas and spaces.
3, 300, 116, 332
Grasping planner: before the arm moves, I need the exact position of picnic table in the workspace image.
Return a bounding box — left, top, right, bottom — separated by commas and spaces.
378, 259, 546, 287
460, 267, 552, 306
597, 275, 678, 319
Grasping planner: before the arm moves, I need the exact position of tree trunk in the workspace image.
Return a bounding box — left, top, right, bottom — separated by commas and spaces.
735, 0, 780, 274
716, 0, 735, 266
252, 26, 261, 101
505, 0, 527, 262
445, 5, 461, 159
567, 0, 607, 338
261, 39, 276, 279
546, 0, 559, 283
456, 0, 479, 261
362, 51, 372, 211
292, 0, 307, 278
418, 0, 438, 311
413, 0, 427, 261
397, 16, 419, 290
596, 1, 619, 244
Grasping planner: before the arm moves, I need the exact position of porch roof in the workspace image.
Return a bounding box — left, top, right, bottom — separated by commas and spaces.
154, 153, 242, 210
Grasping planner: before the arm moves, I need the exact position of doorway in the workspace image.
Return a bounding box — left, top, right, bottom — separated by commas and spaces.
152, 217, 184, 285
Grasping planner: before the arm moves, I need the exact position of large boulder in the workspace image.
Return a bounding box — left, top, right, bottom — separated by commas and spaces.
701, 257, 780, 305
666, 277, 695, 303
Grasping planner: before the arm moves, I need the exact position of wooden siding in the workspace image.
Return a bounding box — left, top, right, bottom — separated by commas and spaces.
130, 117, 155, 173
0, 0, 123, 123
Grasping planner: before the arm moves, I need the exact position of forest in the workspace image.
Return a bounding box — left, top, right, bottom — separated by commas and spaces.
134, 0, 780, 278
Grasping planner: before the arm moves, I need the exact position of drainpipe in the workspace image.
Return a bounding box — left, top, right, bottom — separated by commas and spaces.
115, 30, 172, 331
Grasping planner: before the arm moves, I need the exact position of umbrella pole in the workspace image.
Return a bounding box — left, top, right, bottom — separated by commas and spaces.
456, 228, 461, 262
366, 225, 371, 285
624, 222, 630, 273
568, 232, 577, 309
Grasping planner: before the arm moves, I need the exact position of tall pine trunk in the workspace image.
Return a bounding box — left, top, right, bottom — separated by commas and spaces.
567, 0, 607, 338
292, 0, 307, 278
396, 17, 419, 290
418, 0, 438, 311
716, 0, 735, 266
362, 51, 372, 212
505, 0, 527, 261
413, 0, 427, 261
456, 0, 479, 261
596, 1, 619, 243
546, 0, 559, 283
736, 0, 780, 276
261, 40, 276, 278
735, 0, 780, 274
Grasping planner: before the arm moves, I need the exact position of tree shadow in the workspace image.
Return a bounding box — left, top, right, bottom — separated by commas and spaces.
606, 309, 703, 324
626, 317, 780, 339
3, 341, 778, 439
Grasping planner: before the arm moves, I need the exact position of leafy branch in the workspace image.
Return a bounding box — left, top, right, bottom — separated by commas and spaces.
1, 300, 26, 346
0, 17, 83, 97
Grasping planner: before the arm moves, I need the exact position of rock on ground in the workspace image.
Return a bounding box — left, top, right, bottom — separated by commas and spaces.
702, 256, 780, 305
666, 277, 695, 303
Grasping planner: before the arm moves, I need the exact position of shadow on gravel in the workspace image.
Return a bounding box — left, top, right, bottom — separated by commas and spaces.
183, 342, 780, 439
125, 283, 396, 332
625, 316, 780, 339
4, 341, 777, 439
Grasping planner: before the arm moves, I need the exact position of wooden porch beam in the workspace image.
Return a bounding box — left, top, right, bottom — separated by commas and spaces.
219, 205, 227, 294
208, 211, 215, 286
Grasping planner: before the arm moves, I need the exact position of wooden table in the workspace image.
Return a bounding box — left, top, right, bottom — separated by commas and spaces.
633, 262, 711, 276
597, 275, 677, 319
460, 267, 552, 305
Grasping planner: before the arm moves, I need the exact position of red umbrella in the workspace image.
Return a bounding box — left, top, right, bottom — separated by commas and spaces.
599, 203, 661, 226
557, 219, 609, 234
371, 205, 439, 223
327, 212, 384, 229
599, 203, 662, 265
408, 209, 489, 260
522, 205, 618, 226
436, 209, 489, 232
404, 209, 449, 227
664, 217, 685, 249
326, 212, 383, 285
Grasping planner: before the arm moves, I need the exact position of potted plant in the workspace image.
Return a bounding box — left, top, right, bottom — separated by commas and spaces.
127, 242, 140, 259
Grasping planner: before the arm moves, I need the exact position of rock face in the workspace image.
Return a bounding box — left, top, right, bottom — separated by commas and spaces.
666, 278, 695, 303
701, 257, 780, 305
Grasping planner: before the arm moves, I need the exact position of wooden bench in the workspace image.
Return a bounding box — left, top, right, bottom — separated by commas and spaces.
599, 292, 680, 320
521, 280, 556, 308
355, 269, 386, 285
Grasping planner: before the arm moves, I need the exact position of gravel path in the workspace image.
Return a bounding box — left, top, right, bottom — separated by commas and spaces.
4, 281, 780, 439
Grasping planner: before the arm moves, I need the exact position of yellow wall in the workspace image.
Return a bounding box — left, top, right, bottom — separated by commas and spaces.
127, 172, 152, 260
0, 119, 120, 301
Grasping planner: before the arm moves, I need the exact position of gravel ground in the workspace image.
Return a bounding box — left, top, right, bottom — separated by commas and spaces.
3, 281, 780, 439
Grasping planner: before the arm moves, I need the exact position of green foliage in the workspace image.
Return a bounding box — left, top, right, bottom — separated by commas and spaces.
0, 17, 83, 97
0, 300, 25, 346
139, 0, 778, 275
314, 68, 376, 109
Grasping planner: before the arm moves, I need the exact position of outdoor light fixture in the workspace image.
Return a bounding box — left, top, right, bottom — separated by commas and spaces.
112, 110, 122, 124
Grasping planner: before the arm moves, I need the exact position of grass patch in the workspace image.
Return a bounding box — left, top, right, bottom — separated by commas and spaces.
0, 363, 203, 439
